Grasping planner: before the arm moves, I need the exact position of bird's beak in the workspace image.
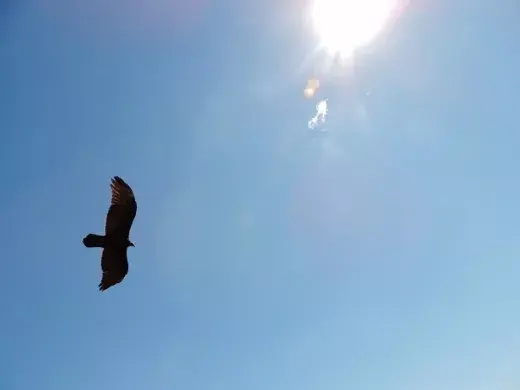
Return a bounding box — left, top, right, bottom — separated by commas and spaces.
130, 242, 135, 247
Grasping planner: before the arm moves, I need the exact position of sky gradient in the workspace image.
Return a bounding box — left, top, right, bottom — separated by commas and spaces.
1, 0, 520, 389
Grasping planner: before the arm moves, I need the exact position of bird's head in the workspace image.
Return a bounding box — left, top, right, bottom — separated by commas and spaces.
127, 239, 135, 248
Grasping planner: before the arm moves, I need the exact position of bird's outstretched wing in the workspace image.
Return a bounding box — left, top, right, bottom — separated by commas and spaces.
99, 246, 129, 291
105, 176, 137, 237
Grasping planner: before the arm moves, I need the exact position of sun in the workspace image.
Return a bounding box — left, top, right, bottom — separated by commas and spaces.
311, 0, 398, 58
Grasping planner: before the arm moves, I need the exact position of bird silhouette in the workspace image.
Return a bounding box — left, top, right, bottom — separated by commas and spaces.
83, 176, 137, 291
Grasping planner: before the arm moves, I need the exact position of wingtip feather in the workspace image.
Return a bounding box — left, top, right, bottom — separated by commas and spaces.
112, 176, 125, 184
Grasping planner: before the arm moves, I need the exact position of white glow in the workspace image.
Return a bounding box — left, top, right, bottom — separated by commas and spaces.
317, 100, 327, 115
311, 0, 397, 58
308, 99, 328, 129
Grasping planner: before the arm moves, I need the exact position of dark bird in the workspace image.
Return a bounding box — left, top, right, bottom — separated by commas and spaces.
83, 176, 137, 291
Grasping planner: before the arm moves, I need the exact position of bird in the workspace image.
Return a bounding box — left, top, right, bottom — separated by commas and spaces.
83, 176, 137, 291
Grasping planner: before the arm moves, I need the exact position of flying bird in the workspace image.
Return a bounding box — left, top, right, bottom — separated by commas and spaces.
83, 176, 137, 291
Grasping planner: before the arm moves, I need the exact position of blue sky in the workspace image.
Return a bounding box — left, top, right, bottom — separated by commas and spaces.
1, 0, 520, 389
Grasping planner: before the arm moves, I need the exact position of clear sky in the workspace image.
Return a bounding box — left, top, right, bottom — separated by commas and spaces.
1, 0, 520, 389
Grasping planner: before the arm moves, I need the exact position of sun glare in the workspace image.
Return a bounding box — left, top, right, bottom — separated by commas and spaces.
311, 0, 398, 58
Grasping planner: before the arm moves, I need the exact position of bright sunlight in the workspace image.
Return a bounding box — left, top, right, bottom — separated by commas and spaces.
311, 0, 398, 58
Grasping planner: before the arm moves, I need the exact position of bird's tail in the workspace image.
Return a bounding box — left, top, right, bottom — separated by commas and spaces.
83, 233, 105, 248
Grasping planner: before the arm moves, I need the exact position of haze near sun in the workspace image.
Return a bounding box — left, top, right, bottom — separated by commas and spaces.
311, 0, 398, 58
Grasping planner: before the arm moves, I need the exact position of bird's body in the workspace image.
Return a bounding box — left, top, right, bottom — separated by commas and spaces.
83, 176, 137, 291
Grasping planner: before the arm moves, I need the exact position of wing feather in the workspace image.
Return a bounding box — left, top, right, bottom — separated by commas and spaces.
105, 176, 137, 237
99, 246, 129, 291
